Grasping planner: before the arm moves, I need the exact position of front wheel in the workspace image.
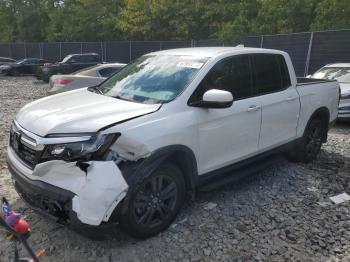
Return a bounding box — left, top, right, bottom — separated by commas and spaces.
11, 69, 20, 76
120, 162, 186, 238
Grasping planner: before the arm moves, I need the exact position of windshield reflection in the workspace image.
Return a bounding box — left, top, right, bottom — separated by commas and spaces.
313, 67, 350, 83
94, 55, 207, 104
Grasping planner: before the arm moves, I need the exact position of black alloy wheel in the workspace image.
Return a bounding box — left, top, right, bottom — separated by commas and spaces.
133, 174, 178, 228
120, 162, 185, 238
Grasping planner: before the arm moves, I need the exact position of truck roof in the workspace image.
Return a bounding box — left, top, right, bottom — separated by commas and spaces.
149, 47, 286, 58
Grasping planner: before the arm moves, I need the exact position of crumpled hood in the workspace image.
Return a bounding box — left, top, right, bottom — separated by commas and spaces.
16, 89, 161, 136
340, 83, 350, 95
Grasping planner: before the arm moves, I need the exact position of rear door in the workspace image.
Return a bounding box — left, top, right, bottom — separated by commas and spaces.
251, 54, 300, 150
190, 55, 262, 174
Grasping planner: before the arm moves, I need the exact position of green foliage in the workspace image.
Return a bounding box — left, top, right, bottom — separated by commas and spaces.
311, 0, 350, 31
0, 0, 348, 43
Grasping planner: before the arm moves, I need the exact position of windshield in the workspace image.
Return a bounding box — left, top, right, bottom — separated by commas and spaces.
95, 55, 207, 104
312, 67, 350, 83
61, 55, 72, 63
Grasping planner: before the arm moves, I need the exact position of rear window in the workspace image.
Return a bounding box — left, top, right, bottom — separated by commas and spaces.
252, 54, 291, 95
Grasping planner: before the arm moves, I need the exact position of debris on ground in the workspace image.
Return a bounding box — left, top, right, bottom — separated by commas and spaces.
330, 193, 350, 204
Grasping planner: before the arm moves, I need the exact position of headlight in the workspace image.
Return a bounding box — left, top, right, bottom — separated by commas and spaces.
41, 133, 120, 161
341, 93, 350, 99
0, 65, 10, 69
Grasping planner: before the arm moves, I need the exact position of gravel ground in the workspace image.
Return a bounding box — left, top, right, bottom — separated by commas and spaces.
0, 76, 350, 262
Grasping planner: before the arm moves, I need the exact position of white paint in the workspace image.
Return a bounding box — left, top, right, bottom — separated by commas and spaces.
15, 88, 161, 136
71, 161, 128, 225
202, 89, 233, 103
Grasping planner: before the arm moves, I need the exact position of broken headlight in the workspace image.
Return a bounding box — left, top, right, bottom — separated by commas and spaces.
41, 133, 120, 161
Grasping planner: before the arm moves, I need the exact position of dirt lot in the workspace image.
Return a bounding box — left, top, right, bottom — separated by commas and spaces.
0, 76, 350, 262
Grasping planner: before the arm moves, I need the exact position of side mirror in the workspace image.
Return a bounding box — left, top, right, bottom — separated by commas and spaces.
190, 89, 233, 108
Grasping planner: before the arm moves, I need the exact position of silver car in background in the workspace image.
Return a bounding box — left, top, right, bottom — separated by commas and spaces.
311, 63, 350, 121
48, 63, 126, 95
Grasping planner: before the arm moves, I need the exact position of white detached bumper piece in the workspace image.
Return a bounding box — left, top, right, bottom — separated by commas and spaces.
7, 147, 128, 226
34, 160, 128, 226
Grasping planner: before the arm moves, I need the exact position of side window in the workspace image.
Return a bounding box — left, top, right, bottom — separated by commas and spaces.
252, 54, 289, 95
277, 55, 291, 88
190, 55, 253, 103
84, 55, 98, 62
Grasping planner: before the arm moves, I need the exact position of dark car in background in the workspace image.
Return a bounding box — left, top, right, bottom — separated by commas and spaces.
0, 57, 16, 66
37, 53, 102, 82
0, 58, 48, 76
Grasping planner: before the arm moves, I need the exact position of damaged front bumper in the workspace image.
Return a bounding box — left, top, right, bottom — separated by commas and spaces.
6, 147, 128, 228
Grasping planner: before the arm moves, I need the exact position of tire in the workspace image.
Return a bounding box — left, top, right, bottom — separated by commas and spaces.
287, 118, 324, 163
120, 162, 186, 239
11, 69, 20, 76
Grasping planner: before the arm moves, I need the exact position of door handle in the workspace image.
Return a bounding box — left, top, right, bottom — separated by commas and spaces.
247, 105, 260, 112
286, 96, 297, 102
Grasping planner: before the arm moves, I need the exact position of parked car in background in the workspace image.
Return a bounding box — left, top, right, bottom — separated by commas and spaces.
37, 53, 102, 82
0, 58, 48, 76
7, 47, 339, 239
310, 63, 350, 121
0, 57, 16, 66
48, 63, 126, 95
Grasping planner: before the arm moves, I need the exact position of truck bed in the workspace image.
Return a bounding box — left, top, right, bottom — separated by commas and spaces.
297, 77, 336, 86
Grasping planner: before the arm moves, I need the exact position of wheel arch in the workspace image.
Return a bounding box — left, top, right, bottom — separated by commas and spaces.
119, 144, 198, 191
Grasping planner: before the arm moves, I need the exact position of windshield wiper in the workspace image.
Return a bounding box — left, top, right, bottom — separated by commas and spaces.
114, 95, 132, 102
88, 86, 103, 94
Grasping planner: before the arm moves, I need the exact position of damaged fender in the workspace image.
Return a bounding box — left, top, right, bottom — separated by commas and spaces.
110, 135, 151, 161
33, 160, 128, 226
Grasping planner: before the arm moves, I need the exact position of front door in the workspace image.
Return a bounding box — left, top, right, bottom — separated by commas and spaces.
189, 55, 262, 175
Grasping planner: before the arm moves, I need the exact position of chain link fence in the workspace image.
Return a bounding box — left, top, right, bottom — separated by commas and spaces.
244, 29, 350, 76
0, 39, 224, 64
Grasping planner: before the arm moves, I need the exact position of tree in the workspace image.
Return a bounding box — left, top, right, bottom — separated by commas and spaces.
252, 0, 318, 35
312, 0, 350, 30
46, 0, 124, 41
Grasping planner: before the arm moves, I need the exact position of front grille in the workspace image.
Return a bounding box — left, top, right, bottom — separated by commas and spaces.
14, 181, 70, 222
9, 124, 42, 169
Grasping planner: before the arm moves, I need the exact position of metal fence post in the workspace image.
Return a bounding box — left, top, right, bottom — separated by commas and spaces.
80, 42, 83, 54
159, 41, 162, 50
100, 41, 104, 61
59, 42, 62, 61
24, 42, 27, 58
260, 36, 264, 48
8, 43, 11, 58
105, 42, 107, 62
129, 41, 132, 62
304, 32, 314, 76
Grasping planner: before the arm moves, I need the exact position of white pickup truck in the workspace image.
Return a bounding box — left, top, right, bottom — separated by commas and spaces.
6, 47, 340, 239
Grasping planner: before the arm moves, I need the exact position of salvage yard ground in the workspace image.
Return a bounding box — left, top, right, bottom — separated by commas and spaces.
0, 76, 350, 262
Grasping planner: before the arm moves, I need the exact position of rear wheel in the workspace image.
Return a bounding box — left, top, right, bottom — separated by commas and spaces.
287, 118, 324, 163
120, 162, 185, 238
